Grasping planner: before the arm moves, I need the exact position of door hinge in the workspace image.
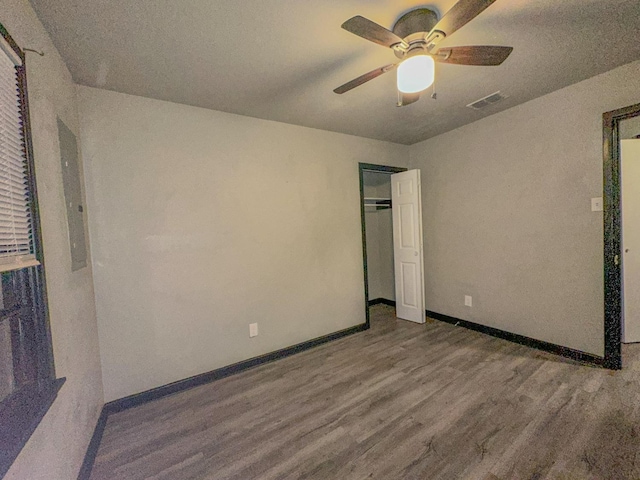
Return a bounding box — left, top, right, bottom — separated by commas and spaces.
614, 254, 620, 266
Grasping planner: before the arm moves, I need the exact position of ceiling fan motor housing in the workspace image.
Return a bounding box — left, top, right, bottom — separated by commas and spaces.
392, 8, 439, 43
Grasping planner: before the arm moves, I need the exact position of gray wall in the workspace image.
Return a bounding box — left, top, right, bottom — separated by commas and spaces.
364, 206, 381, 300
376, 208, 395, 301
376, 192, 395, 301
2, 1, 103, 479
77, 86, 408, 402
410, 60, 640, 357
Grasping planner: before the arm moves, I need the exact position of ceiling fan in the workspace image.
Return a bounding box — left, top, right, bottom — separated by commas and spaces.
334, 0, 513, 106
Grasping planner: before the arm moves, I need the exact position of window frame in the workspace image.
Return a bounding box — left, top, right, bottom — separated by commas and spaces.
0, 22, 64, 478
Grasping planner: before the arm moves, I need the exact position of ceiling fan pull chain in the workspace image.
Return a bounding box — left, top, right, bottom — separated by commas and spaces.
431, 76, 437, 100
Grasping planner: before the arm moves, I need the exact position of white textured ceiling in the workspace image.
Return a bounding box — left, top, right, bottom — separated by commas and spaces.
28, 0, 640, 145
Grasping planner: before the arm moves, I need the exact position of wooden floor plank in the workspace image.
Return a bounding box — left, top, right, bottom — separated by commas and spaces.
89, 305, 640, 480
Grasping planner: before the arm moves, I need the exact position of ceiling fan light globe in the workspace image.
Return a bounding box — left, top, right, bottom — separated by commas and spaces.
397, 55, 435, 94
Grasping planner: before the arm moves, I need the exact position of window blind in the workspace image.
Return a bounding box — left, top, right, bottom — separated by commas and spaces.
0, 42, 38, 273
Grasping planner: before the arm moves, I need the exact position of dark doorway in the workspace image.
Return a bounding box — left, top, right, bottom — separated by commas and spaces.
358, 163, 407, 328
603, 102, 640, 370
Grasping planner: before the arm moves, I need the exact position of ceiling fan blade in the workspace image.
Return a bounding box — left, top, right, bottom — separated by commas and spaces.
434, 46, 513, 66
342, 16, 407, 49
334, 64, 396, 94
429, 0, 497, 41
397, 93, 420, 107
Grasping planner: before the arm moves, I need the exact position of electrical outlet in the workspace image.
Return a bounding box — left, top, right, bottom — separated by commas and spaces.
249, 323, 258, 338
591, 197, 603, 212
465, 295, 473, 307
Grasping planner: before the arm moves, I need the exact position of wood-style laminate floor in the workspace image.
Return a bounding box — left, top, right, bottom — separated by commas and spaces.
90, 306, 640, 480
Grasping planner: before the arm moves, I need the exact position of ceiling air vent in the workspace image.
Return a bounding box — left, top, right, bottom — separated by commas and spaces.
466, 91, 507, 110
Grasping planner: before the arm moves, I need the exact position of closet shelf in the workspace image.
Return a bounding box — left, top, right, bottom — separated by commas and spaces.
364, 197, 392, 209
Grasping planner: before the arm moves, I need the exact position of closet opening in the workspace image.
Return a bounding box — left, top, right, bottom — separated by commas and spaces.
359, 163, 406, 327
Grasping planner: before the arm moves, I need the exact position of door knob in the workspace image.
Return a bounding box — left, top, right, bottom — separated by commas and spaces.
414, 251, 418, 257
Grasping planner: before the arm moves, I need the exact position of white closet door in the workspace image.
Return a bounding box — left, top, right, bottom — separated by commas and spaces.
391, 170, 425, 324
622, 139, 640, 343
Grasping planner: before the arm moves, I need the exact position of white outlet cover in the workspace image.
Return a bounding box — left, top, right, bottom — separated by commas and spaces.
465, 295, 472, 307
591, 197, 603, 212
249, 323, 258, 337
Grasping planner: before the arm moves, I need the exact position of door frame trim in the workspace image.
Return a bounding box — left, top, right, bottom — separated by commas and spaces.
603, 102, 640, 370
359, 163, 407, 328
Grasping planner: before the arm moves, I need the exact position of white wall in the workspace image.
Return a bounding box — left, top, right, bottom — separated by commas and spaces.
2, 1, 103, 479
77, 86, 408, 402
621, 115, 640, 140
621, 139, 640, 343
410, 60, 640, 357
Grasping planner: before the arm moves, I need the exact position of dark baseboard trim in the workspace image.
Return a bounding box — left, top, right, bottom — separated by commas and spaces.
368, 298, 396, 307
426, 310, 606, 367
104, 322, 367, 414
77, 407, 108, 480
77, 322, 367, 479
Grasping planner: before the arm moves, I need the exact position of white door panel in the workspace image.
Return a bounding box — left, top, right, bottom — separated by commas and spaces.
622, 139, 640, 343
391, 170, 425, 324
400, 262, 418, 307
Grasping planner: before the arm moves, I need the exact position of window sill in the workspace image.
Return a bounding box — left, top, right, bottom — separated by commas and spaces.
0, 377, 66, 478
